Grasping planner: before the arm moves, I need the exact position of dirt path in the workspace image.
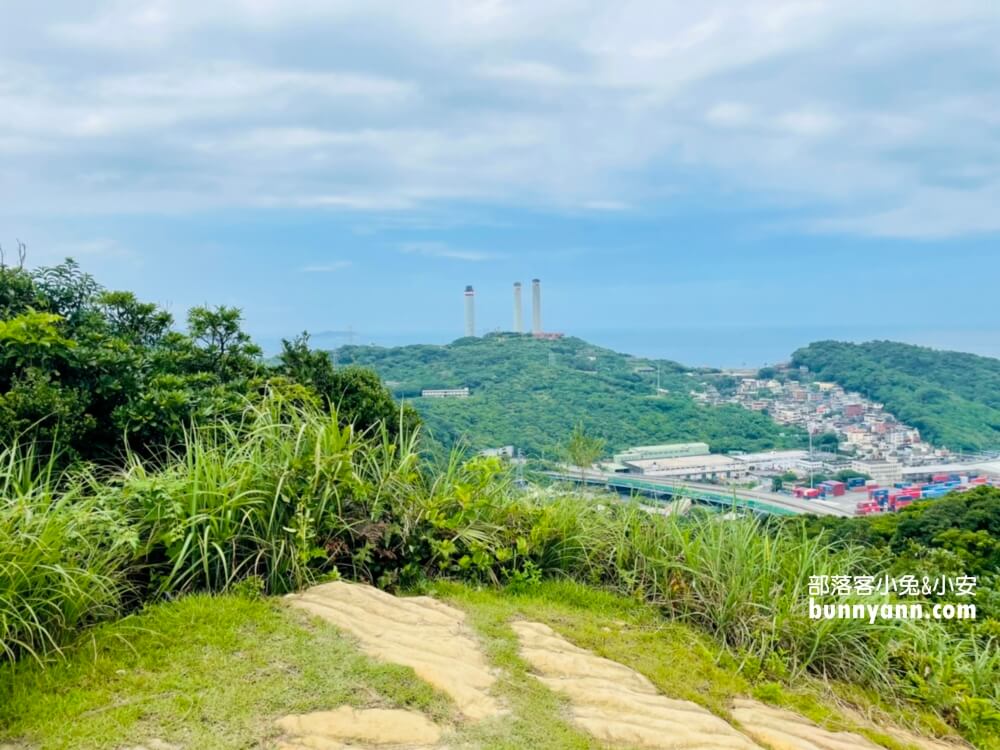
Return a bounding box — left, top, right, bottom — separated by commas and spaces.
285, 581, 500, 721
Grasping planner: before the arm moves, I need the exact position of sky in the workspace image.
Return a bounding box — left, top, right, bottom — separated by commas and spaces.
2, 1, 999, 364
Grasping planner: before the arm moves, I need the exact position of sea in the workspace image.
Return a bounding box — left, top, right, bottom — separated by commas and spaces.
263, 325, 1000, 370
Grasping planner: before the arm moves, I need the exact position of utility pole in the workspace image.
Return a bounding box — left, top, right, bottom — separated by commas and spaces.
808, 422, 815, 489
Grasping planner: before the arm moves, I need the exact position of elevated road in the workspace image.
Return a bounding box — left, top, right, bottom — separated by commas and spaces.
549, 469, 852, 517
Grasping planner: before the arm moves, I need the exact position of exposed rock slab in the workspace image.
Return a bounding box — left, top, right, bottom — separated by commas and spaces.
286, 581, 499, 720
730, 699, 965, 750
731, 699, 881, 750
275, 706, 441, 749
512, 620, 761, 749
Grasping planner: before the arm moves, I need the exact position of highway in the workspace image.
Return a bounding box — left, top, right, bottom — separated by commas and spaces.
549, 469, 853, 517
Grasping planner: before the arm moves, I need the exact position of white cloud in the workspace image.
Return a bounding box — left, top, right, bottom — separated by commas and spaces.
399, 241, 501, 261
299, 260, 353, 272
775, 109, 840, 137
706, 102, 753, 128
476, 61, 576, 86
1, 1, 998, 238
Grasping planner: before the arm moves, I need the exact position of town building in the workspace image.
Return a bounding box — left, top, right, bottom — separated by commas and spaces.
420, 387, 470, 398
851, 459, 903, 486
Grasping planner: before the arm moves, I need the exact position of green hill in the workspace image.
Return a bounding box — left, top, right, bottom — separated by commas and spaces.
333, 333, 804, 456
792, 340, 1000, 452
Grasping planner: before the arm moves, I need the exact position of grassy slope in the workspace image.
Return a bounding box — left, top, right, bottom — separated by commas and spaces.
335, 334, 805, 456
792, 340, 1000, 451
0, 593, 453, 750
0, 581, 962, 750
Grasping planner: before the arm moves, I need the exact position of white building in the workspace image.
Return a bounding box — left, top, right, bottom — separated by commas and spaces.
852, 459, 902, 486
420, 387, 470, 398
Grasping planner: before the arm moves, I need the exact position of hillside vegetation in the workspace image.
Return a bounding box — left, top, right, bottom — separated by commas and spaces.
792, 340, 1000, 451
2, 260, 998, 747
335, 334, 805, 456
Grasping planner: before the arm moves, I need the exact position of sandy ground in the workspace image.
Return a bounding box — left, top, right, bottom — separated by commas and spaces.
511, 620, 761, 749
285, 581, 500, 721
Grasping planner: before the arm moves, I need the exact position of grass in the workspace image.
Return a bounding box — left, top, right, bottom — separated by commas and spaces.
0, 579, 976, 750
0, 592, 452, 750
0, 444, 134, 663
1, 397, 995, 744
436, 579, 963, 750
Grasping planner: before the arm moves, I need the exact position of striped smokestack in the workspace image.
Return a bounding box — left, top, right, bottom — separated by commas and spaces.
464, 285, 475, 337
531, 278, 541, 334
513, 282, 523, 333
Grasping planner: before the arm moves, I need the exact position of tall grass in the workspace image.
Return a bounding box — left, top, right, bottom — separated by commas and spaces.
0, 444, 133, 662
1, 396, 995, 743
121, 396, 366, 595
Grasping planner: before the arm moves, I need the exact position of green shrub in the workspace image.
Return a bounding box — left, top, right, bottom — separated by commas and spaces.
121, 394, 367, 596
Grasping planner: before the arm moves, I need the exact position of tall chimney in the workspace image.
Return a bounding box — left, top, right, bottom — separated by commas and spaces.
464, 285, 475, 337
531, 278, 542, 334
513, 282, 523, 333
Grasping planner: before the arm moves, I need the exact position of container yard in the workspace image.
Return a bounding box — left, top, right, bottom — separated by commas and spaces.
787, 471, 994, 516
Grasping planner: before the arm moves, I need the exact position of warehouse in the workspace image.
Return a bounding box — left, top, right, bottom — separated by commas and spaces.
731, 450, 808, 472
619, 453, 748, 482
613, 442, 710, 464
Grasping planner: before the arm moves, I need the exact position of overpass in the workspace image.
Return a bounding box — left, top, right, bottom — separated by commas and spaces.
548, 469, 852, 517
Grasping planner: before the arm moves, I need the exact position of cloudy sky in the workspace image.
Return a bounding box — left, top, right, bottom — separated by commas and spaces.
2, 1, 999, 362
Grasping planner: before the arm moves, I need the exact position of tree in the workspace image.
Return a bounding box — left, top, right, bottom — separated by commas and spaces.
278, 335, 420, 440
564, 421, 606, 482
815, 432, 839, 451
98, 291, 172, 346
278, 333, 338, 397
187, 306, 261, 380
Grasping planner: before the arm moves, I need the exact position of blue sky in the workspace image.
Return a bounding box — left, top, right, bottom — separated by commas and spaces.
2, 1, 999, 361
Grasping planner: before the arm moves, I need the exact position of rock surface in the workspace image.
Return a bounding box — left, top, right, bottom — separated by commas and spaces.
275, 706, 442, 749
286, 581, 500, 720
730, 699, 965, 750
731, 699, 883, 750
512, 620, 761, 749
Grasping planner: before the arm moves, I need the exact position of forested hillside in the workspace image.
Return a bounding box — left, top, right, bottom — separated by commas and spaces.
0, 259, 416, 463
792, 340, 1000, 452
334, 334, 805, 456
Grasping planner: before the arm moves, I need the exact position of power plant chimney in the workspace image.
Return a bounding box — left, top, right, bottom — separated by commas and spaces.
513, 282, 523, 333
464, 285, 475, 337
531, 278, 542, 334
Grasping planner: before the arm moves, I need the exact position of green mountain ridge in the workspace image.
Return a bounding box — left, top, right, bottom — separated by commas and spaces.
792, 340, 1000, 452
332, 333, 806, 456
